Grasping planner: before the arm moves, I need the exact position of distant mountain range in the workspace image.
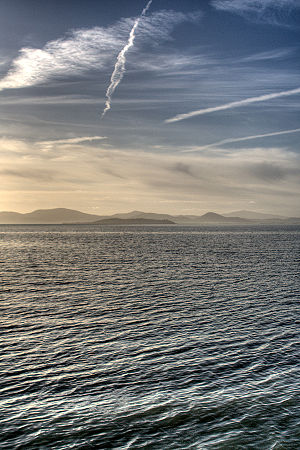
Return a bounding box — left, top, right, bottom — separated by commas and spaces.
93, 218, 175, 225
223, 210, 285, 220
0, 208, 102, 224
0, 208, 299, 225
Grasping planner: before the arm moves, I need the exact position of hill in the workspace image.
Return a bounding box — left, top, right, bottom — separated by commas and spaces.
223, 210, 285, 220
0, 208, 103, 224
197, 212, 248, 223
92, 218, 175, 225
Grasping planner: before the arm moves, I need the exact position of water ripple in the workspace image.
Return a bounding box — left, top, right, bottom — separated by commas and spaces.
0, 225, 299, 449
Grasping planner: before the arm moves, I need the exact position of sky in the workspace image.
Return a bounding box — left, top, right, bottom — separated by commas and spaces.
0, 0, 299, 215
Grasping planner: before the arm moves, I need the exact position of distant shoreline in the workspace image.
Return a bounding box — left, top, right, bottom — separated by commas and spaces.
0, 207, 299, 225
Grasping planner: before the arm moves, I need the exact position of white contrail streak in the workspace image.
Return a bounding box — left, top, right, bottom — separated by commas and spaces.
101, 0, 152, 118
182, 128, 300, 153
165, 87, 300, 123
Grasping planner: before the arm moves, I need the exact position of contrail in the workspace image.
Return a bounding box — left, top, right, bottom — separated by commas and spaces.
101, 0, 152, 118
182, 128, 300, 152
165, 87, 300, 123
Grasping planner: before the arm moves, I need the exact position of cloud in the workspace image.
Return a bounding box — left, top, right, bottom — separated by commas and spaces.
1, 137, 299, 214
0, 27, 124, 91
0, 10, 199, 92
0, 56, 9, 67
0, 135, 108, 164
0, 168, 56, 182
165, 87, 300, 123
247, 162, 287, 181
130, 52, 213, 76
212, 0, 300, 26
182, 128, 300, 152
102, 0, 152, 118
172, 162, 197, 177
240, 48, 296, 62
39, 136, 107, 147
0, 137, 31, 156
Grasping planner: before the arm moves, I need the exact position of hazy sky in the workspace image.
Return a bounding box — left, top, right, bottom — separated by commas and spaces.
0, 0, 299, 215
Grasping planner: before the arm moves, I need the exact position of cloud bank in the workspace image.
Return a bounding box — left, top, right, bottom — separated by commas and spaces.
1, 137, 299, 215
166, 87, 300, 123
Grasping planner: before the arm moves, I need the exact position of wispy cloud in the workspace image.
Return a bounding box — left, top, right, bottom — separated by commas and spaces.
0, 136, 107, 160
0, 56, 9, 67
0, 27, 125, 91
0, 168, 56, 182
212, 0, 300, 26
240, 47, 296, 63
101, 0, 152, 118
130, 51, 212, 76
39, 136, 107, 147
183, 128, 300, 152
0, 9, 196, 92
165, 87, 300, 123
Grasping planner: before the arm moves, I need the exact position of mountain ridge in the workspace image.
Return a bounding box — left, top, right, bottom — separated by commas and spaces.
223, 210, 285, 220
0, 208, 104, 224
0, 208, 298, 225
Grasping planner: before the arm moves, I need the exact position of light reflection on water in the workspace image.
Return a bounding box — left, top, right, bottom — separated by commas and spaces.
0, 225, 299, 449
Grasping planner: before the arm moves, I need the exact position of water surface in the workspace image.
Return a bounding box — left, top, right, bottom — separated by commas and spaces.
1, 225, 299, 449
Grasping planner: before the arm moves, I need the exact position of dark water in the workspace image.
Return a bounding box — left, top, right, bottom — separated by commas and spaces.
0, 225, 299, 449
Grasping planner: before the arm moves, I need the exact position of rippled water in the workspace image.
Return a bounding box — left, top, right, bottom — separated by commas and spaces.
1, 225, 299, 449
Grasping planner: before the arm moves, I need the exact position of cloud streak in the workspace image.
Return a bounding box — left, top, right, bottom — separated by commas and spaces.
39, 136, 106, 146
165, 87, 300, 123
240, 47, 296, 63
212, 0, 300, 25
101, 0, 152, 118
183, 128, 300, 152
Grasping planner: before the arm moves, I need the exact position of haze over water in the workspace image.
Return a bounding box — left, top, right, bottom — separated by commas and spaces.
1, 224, 299, 449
